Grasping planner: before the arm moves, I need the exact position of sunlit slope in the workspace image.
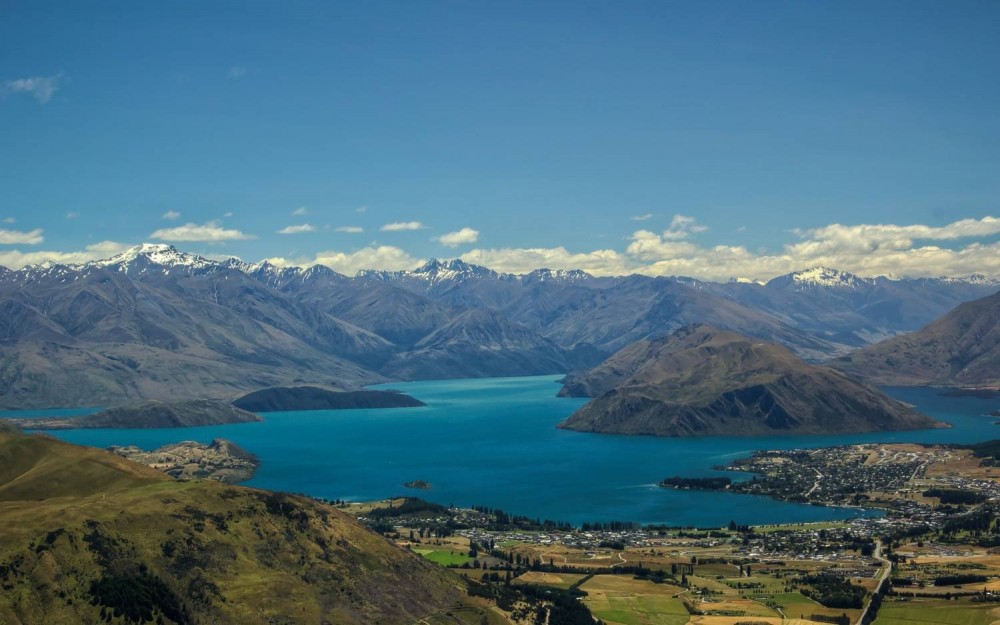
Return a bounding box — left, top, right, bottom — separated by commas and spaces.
0, 431, 460, 625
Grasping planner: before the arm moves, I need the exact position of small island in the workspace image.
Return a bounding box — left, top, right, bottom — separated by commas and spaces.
403, 480, 432, 490
108, 438, 259, 483
5, 400, 261, 430
232, 386, 426, 412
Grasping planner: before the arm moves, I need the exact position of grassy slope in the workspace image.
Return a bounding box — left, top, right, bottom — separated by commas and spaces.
0, 431, 464, 625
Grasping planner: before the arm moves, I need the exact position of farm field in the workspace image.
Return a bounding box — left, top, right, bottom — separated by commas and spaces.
874, 598, 1000, 625
579, 575, 690, 625
414, 547, 474, 567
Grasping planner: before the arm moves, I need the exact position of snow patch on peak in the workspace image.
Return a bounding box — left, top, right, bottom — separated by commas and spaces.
788, 267, 868, 288
728, 276, 766, 286
524, 268, 594, 283
411, 258, 498, 282
93, 243, 214, 270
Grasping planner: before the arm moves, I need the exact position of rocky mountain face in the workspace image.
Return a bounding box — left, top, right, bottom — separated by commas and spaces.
832, 289, 1000, 387
558, 325, 941, 437
0, 244, 995, 408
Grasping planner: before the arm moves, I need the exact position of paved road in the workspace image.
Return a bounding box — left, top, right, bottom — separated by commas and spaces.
855, 539, 891, 625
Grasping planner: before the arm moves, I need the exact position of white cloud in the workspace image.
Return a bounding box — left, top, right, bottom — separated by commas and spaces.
267, 246, 422, 275
1, 74, 62, 104
454, 215, 1000, 281
150, 220, 255, 242
355, 205, 368, 213
631, 213, 653, 221
619, 215, 1000, 281
0, 228, 44, 245
0, 241, 130, 269
228, 66, 247, 79
65, 212, 79, 219
662, 214, 708, 240
335, 226, 364, 233
436, 227, 480, 247
2, 217, 15, 224
291, 207, 308, 216
380, 221, 426, 231
162, 210, 181, 220
277, 223, 316, 235
460, 246, 631, 276
626, 229, 699, 261
223, 211, 234, 217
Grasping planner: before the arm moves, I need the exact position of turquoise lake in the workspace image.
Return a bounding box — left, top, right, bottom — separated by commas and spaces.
5, 375, 1000, 527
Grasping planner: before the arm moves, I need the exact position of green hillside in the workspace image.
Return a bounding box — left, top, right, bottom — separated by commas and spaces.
0, 430, 467, 625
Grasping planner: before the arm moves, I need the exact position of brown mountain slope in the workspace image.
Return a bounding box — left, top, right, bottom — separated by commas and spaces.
0, 431, 463, 625
558, 325, 940, 437
832, 290, 1000, 388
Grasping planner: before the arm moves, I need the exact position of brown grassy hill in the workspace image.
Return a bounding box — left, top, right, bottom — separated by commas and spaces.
558, 325, 940, 437
0, 431, 466, 625
832, 290, 1000, 388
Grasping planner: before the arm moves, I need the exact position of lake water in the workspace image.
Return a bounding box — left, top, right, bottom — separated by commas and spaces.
5, 375, 999, 527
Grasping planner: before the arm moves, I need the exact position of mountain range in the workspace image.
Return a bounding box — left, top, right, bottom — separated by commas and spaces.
0, 244, 996, 408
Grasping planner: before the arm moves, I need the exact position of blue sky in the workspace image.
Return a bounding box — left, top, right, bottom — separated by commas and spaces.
1, 0, 999, 279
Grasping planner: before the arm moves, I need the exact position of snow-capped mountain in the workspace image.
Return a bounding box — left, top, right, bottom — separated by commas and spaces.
728, 276, 767, 286
358, 259, 508, 286
771, 267, 873, 289
91, 243, 217, 274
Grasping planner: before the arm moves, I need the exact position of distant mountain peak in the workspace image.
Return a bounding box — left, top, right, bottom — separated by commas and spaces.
93, 243, 214, 272
765, 267, 870, 289
524, 268, 595, 283
383, 258, 501, 284
728, 276, 766, 286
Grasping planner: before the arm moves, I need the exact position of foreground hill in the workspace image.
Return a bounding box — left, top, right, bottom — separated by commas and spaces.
232, 386, 425, 411
832, 290, 1000, 387
0, 430, 462, 624
5, 400, 262, 430
558, 325, 939, 437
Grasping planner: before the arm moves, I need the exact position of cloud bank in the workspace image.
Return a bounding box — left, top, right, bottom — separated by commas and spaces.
0, 241, 130, 269
459, 215, 1000, 280
2, 215, 998, 281
267, 245, 422, 275
0, 228, 44, 245
150, 220, 255, 242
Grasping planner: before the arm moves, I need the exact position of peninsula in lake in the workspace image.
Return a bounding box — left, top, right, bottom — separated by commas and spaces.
558, 325, 941, 437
